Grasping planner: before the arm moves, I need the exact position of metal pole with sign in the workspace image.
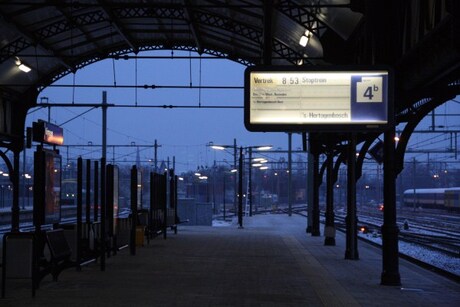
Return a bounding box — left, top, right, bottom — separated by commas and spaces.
244, 65, 395, 275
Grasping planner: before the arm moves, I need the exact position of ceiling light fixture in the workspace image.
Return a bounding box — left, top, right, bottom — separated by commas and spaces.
299, 30, 311, 47
18, 63, 31, 73
15, 57, 31, 73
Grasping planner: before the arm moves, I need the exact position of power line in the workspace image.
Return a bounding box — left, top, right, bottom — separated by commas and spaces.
3, 84, 244, 90
36, 103, 243, 109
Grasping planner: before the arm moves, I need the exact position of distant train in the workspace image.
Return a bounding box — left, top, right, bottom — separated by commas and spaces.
403, 188, 460, 211
61, 178, 77, 207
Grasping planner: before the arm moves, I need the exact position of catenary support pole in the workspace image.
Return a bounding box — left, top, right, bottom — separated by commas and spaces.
154, 139, 160, 172
102, 91, 107, 161
238, 146, 243, 229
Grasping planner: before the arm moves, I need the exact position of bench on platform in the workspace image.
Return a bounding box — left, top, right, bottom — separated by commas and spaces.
41, 229, 75, 281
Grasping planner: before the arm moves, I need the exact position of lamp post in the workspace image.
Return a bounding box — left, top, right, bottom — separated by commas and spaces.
250, 157, 269, 216
24, 173, 32, 210
211, 142, 272, 228
238, 147, 243, 228
194, 172, 208, 203
244, 145, 272, 216
209, 139, 238, 213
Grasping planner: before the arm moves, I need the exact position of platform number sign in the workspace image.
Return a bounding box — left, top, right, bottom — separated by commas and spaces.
350, 74, 387, 124
356, 76, 383, 103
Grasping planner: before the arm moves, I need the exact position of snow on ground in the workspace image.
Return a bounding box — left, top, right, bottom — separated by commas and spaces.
359, 231, 460, 276
212, 219, 233, 227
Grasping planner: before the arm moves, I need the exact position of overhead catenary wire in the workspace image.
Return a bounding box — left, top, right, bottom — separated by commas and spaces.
409, 132, 451, 149
0, 81, 245, 91
32, 84, 243, 89
58, 107, 98, 126
59, 143, 206, 164
27, 106, 46, 115
36, 102, 243, 109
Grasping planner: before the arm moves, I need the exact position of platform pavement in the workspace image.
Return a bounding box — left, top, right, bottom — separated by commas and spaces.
1, 213, 459, 306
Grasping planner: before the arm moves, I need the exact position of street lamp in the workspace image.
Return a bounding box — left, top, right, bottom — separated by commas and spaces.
208, 139, 238, 213
210, 141, 272, 228
194, 171, 210, 203
250, 158, 269, 214
255, 146, 272, 151
236, 145, 272, 228
210, 145, 226, 150
246, 146, 272, 218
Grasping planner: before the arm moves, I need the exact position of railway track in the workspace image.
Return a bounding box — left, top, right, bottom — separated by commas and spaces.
272, 207, 460, 280
327, 212, 460, 281
342, 213, 460, 258
398, 232, 460, 257
358, 213, 460, 255
237, 206, 460, 260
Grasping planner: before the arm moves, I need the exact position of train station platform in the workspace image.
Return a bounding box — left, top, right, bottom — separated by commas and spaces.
1, 213, 459, 306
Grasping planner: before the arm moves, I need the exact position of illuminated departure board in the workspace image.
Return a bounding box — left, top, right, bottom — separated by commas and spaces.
244, 66, 393, 132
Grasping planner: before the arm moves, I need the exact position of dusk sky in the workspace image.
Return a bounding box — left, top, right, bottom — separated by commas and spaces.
27, 50, 303, 173
25, 50, 460, 174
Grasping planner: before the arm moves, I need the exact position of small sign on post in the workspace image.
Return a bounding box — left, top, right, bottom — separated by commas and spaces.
32, 120, 64, 145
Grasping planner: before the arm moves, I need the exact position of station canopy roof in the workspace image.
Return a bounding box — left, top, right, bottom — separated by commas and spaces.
0, 1, 364, 92
0, 1, 459, 128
